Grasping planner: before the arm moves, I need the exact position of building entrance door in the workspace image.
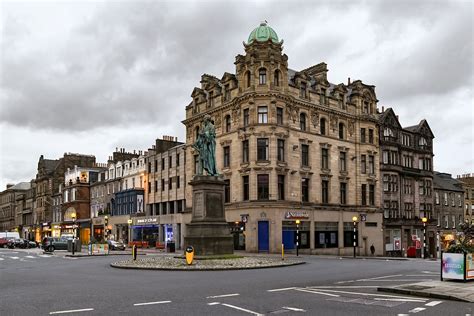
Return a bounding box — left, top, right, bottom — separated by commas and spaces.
258, 221, 269, 252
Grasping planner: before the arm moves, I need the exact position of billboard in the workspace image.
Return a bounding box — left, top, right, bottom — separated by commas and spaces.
467, 253, 474, 280
441, 253, 465, 280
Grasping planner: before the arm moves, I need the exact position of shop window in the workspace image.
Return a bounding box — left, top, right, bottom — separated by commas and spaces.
315, 222, 338, 248
343, 222, 358, 247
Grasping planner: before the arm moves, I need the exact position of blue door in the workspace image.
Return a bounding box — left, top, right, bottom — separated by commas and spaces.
282, 231, 295, 250
258, 221, 269, 252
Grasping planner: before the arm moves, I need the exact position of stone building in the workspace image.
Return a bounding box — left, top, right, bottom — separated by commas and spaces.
0, 182, 31, 232
15, 181, 35, 240
142, 136, 187, 248
434, 172, 465, 251
378, 108, 435, 257
457, 173, 474, 225
33, 153, 96, 241
182, 22, 382, 255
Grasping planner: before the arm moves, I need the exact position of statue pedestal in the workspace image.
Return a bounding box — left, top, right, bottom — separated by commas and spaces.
184, 175, 234, 256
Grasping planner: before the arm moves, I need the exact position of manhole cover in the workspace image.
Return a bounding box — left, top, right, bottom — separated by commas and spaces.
403, 285, 432, 290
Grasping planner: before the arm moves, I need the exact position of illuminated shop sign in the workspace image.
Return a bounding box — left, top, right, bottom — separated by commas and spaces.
135, 217, 159, 224
284, 211, 309, 219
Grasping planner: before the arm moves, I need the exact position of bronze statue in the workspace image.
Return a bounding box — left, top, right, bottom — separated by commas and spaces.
193, 115, 218, 176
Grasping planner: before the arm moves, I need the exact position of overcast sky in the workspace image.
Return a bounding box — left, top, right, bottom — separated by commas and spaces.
0, 0, 472, 190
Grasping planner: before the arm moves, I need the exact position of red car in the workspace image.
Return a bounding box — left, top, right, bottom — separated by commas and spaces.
0, 237, 15, 248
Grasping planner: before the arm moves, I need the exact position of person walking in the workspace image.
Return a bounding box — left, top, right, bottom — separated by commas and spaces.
370, 244, 375, 256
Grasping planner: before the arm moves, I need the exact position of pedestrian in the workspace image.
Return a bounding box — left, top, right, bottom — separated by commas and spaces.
370, 244, 375, 256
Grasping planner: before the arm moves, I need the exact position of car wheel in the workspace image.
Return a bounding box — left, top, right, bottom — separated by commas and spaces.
48, 245, 54, 252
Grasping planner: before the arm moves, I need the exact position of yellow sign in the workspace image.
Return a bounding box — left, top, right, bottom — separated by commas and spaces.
185, 246, 194, 265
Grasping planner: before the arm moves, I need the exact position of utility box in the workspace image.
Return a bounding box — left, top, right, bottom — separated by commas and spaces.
67, 239, 81, 252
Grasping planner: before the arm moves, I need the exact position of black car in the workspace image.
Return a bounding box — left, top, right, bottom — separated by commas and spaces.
7, 238, 36, 249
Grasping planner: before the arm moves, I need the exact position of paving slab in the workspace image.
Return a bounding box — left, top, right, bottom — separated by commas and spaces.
378, 280, 474, 302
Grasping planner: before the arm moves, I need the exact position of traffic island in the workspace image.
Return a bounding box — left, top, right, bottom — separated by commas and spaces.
377, 281, 474, 302
110, 256, 305, 271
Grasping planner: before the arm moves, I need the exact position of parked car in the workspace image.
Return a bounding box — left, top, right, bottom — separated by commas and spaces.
7, 238, 30, 249
108, 240, 126, 251
0, 237, 15, 248
42, 237, 70, 251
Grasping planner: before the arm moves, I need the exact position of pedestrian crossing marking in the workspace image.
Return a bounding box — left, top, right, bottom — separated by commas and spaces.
10, 256, 19, 259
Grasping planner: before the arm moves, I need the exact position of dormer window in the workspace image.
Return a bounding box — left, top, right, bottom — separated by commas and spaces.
224, 84, 231, 101
300, 82, 307, 98
208, 91, 214, 107
259, 68, 267, 85
363, 101, 369, 113
419, 137, 427, 147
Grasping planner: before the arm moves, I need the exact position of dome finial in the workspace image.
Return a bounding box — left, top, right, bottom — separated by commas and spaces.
247, 21, 280, 44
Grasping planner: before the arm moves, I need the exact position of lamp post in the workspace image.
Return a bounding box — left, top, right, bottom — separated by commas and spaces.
422, 217, 428, 259
352, 216, 358, 258
127, 219, 133, 248
104, 215, 109, 242
71, 213, 76, 256
295, 219, 301, 256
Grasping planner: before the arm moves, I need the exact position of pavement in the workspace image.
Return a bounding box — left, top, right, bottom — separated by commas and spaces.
378, 280, 474, 303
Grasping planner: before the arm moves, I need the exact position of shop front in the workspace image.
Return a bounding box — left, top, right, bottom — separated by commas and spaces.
92, 217, 104, 242
229, 220, 246, 250
131, 216, 160, 248
282, 211, 310, 251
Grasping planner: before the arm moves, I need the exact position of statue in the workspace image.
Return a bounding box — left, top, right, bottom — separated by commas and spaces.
193, 114, 218, 176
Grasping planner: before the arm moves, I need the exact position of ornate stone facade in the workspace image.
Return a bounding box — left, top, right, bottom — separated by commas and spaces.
182, 23, 382, 255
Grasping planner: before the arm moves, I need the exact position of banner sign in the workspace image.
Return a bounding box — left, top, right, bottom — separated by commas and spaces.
467, 253, 474, 280
442, 253, 465, 280
91, 243, 109, 255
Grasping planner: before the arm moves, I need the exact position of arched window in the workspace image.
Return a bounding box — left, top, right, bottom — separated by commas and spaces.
259, 68, 266, 85
339, 122, 345, 139
246, 71, 251, 88
274, 70, 280, 86
320, 118, 326, 135
300, 113, 307, 131
225, 115, 231, 133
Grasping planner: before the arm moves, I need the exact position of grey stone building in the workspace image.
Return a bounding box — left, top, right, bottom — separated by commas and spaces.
0, 182, 31, 232
182, 22, 383, 255
433, 172, 465, 250
457, 173, 474, 226
378, 108, 435, 257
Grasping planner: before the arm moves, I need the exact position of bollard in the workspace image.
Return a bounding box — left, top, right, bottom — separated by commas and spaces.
132, 244, 137, 261
281, 243, 284, 261
185, 246, 194, 265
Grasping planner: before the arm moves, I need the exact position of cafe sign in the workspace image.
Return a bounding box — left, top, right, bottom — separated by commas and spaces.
284, 211, 309, 220
134, 217, 159, 225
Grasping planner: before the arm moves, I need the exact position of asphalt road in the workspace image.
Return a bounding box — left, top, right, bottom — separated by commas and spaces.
1, 248, 472, 316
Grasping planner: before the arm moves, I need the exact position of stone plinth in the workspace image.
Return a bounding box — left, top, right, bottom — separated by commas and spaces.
184, 175, 233, 256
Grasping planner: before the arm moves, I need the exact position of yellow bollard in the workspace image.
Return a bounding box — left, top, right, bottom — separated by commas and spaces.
281, 243, 284, 261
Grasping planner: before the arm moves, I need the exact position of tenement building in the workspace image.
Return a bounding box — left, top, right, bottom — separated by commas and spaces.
182, 22, 382, 255
433, 172, 465, 250
458, 173, 474, 225
0, 182, 31, 232
378, 108, 435, 257
142, 136, 187, 249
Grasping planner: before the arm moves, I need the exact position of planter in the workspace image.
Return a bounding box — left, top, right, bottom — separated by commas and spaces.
441, 251, 474, 281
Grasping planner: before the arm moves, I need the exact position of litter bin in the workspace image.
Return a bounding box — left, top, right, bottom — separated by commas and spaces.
167, 242, 175, 253
67, 239, 82, 252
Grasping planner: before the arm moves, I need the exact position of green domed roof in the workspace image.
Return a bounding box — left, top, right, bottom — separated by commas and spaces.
247, 22, 280, 44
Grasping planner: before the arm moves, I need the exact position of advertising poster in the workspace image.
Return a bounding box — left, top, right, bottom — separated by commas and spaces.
442, 253, 465, 280
467, 253, 474, 280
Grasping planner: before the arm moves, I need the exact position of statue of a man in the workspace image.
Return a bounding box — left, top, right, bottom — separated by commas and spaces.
193, 114, 218, 176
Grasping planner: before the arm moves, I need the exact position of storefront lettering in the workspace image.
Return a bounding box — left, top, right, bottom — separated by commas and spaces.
136, 218, 158, 224
284, 211, 309, 219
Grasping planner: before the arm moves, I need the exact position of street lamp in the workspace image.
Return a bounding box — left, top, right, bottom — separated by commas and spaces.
104, 215, 109, 242
295, 219, 301, 256
422, 217, 428, 259
352, 216, 358, 258
71, 212, 76, 256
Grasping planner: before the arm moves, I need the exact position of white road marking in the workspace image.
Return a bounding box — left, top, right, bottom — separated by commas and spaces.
335, 280, 355, 284
421, 271, 438, 274
310, 286, 379, 289
358, 274, 403, 280
425, 301, 443, 306
9, 256, 19, 260
49, 308, 94, 314
268, 287, 297, 292
397, 314, 409, 316
309, 289, 428, 300
373, 298, 426, 302
220, 303, 264, 316
357, 279, 435, 282
207, 293, 240, 298
408, 307, 426, 313
295, 288, 340, 297
282, 306, 306, 312
25, 256, 36, 258
39, 255, 53, 258
133, 300, 171, 306
207, 302, 220, 306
